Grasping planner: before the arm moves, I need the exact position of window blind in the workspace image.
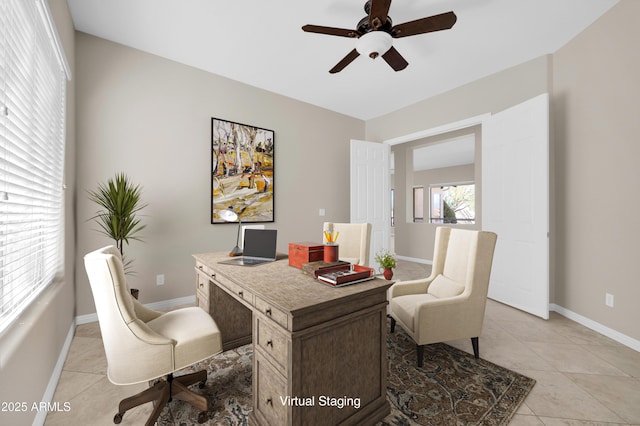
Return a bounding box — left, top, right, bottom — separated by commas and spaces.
0, 0, 67, 332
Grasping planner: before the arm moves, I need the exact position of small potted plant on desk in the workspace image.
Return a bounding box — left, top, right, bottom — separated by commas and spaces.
375, 250, 397, 280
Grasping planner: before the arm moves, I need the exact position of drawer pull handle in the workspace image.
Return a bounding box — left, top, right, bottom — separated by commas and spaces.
265, 308, 272, 316
210, 273, 215, 278
238, 291, 243, 297
198, 265, 203, 270
199, 282, 203, 288
266, 398, 273, 406
266, 340, 273, 347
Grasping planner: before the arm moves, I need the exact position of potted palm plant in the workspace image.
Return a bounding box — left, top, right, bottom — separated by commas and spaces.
375, 250, 397, 280
88, 173, 148, 276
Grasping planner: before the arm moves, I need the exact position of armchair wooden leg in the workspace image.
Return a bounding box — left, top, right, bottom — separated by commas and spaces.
417, 344, 424, 368
390, 316, 396, 333
471, 337, 479, 359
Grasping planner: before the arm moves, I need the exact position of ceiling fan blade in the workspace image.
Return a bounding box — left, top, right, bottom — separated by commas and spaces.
302, 24, 360, 38
329, 49, 361, 74
382, 46, 408, 71
368, 0, 392, 30
391, 11, 457, 38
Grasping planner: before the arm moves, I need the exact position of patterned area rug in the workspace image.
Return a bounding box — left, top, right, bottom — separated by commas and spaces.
158, 323, 534, 425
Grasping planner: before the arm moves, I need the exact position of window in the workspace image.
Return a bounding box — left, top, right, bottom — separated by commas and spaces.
0, 0, 68, 332
413, 187, 424, 222
390, 188, 395, 226
429, 183, 475, 224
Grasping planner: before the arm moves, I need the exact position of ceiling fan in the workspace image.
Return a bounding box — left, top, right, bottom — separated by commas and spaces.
302, 0, 457, 73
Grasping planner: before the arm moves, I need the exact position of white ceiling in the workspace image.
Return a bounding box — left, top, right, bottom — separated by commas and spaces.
67, 0, 618, 120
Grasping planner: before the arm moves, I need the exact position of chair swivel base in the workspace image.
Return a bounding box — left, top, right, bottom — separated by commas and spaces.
113, 370, 209, 426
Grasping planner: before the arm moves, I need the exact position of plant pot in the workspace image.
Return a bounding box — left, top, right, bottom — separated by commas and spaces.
383, 268, 393, 280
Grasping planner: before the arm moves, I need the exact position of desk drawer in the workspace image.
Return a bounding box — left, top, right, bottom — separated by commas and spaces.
255, 316, 288, 372
196, 289, 209, 311
216, 274, 254, 305
255, 296, 288, 329
255, 356, 287, 426
195, 261, 216, 279
195, 271, 210, 295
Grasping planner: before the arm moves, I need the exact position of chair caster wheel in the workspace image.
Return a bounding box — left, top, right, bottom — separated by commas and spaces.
113, 412, 123, 424
197, 411, 208, 423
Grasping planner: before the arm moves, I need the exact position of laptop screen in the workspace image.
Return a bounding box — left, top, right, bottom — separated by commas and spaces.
242, 229, 277, 259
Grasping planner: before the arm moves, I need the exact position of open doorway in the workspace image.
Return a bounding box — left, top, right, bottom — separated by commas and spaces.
381, 94, 550, 319
389, 125, 481, 262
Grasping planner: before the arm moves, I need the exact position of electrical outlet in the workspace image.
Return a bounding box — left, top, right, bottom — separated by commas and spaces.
156, 274, 165, 286
605, 293, 614, 308
319, 208, 325, 216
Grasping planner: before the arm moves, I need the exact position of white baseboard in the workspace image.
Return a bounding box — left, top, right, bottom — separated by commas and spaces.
75, 312, 97, 325
396, 255, 433, 265
146, 295, 196, 312
550, 304, 640, 352
75, 295, 197, 325
32, 320, 76, 426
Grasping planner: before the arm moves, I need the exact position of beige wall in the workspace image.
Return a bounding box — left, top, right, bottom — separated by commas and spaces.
0, 1, 76, 425
365, 55, 552, 142
4, 3, 638, 423
373, 56, 550, 265
372, 0, 640, 343
553, 0, 640, 341
74, 33, 365, 315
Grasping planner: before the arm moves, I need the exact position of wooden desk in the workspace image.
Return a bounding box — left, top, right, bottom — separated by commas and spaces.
193, 253, 392, 426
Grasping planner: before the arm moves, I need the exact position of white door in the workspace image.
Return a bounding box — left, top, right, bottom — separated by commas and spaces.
350, 140, 390, 267
482, 94, 550, 319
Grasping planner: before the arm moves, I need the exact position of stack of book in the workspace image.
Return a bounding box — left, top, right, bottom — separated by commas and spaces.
316, 265, 375, 287
301, 260, 350, 277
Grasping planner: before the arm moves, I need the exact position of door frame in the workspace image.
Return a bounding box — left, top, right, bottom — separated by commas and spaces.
384, 114, 490, 147
379, 107, 549, 319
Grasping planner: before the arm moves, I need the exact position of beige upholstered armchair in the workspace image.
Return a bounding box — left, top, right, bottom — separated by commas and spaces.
84, 246, 223, 425
388, 227, 497, 367
323, 222, 372, 266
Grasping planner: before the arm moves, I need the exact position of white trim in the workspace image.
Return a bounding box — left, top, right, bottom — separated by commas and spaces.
145, 295, 196, 312
550, 304, 640, 352
75, 312, 98, 325
75, 295, 197, 325
32, 320, 76, 426
383, 114, 490, 146
36, 0, 72, 80
397, 255, 432, 265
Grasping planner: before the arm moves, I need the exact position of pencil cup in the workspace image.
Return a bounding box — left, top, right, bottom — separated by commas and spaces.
324, 244, 339, 263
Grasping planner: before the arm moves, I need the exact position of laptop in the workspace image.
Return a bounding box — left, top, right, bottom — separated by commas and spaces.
218, 229, 278, 266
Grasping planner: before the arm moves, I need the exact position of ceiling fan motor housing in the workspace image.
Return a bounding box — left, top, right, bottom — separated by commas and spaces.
302, 0, 457, 72
356, 31, 393, 59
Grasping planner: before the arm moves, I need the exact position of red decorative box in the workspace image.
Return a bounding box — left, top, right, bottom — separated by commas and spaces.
288, 242, 324, 268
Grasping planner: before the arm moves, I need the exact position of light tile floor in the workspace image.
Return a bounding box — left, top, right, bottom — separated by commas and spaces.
46, 260, 640, 425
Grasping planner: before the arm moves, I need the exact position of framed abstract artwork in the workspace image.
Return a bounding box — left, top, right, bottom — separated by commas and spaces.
211, 118, 275, 224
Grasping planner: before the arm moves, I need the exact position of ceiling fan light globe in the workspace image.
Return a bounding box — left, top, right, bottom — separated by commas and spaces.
356, 31, 392, 60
